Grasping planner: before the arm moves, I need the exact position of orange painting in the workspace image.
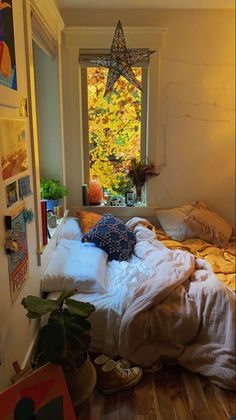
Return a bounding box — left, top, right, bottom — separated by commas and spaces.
0, 364, 76, 420
0, 119, 28, 181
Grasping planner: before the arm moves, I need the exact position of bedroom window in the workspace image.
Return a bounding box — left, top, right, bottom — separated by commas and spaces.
80, 51, 148, 198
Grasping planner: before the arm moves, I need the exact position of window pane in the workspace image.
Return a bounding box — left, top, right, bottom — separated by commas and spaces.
87, 67, 142, 196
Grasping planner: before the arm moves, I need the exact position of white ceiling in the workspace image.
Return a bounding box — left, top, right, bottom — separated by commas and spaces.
57, 0, 235, 9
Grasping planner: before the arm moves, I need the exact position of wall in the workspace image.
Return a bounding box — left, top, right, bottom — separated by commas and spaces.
0, 0, 64, 391
0, 0, 43, 390
61, 9, 235, 226
33, 42, 64, 182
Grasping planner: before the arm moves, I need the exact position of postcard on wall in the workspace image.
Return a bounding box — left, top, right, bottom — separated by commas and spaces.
7, 207, 28, 303
0, 119, 28, 181
0, 0, 17, 91
18, 175, 32, 199
0, 363, 76, 420
6, 180, 17, 207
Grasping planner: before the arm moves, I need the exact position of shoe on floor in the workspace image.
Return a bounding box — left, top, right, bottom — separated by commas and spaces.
93, 354, 131, 369
96, 359, 143, 394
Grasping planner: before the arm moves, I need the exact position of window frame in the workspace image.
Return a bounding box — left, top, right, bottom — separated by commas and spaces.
80, 53, 148, 189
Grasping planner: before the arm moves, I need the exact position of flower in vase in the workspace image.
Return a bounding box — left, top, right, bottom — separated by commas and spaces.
126, 158, 159, 193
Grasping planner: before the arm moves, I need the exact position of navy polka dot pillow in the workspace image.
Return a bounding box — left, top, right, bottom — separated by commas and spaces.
82, 213, 136, 261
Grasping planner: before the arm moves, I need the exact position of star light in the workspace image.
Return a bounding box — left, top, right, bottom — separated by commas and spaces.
86, 20, 155, 96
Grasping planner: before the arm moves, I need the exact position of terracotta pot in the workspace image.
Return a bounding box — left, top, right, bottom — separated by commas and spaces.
65, 356, 97, 406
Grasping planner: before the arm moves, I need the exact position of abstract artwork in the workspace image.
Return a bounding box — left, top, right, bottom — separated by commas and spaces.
0, 0, 17, 90
6, 207, 28, 303
0, 119, 28, 181
85, 20, 155, 95
0, 363, 76, 420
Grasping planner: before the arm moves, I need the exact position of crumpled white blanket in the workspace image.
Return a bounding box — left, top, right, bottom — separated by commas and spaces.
118, 220, 236, 390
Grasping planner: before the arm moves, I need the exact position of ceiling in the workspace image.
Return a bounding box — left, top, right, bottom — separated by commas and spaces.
57, 0, 235, 9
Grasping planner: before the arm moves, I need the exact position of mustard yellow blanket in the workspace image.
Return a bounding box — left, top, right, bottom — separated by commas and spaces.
153, 227, 235, 292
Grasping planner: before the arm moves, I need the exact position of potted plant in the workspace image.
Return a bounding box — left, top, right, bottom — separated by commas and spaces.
21, 289, 97, 406
40, 178, 68, 211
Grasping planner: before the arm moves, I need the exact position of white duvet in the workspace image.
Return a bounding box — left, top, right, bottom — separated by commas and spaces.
47, 219, 235, 390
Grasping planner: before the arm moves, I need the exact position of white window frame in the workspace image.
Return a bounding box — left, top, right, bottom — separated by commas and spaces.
80, 55, 148, 187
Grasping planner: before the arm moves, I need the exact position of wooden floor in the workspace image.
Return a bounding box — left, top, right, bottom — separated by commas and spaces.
75, 365, 235, 420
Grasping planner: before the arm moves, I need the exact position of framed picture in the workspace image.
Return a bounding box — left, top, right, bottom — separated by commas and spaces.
0, 119, 28, 181
6, 180, 17, 207
0, 0, 20, 108
6, 206, 28, 303
18, 175, 32, 199
0, 363, 76, 420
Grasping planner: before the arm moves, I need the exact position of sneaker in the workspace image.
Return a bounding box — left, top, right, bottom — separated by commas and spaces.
93, 354, 131, 369
96, 359, 143, 394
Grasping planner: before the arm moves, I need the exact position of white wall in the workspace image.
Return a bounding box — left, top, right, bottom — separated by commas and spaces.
0, 0, 43, 389
61, 9, 235, 226
0, 0, 64, 390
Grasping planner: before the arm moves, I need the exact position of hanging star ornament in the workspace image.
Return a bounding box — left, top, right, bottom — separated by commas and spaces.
87, 21, 155, 96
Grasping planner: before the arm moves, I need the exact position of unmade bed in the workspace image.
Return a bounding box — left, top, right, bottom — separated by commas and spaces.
41, 215, 236, 391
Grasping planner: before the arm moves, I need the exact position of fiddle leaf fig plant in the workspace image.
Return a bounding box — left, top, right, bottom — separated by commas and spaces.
21, 290, 95, 373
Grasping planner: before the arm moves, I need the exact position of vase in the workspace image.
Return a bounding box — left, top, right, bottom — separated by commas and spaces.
135, 185, 142, 203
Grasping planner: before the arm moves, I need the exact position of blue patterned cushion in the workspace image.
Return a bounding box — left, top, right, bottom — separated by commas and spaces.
82, 213, 136, 261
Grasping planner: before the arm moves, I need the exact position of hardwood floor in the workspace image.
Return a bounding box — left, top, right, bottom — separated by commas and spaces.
75, 365, 235, 420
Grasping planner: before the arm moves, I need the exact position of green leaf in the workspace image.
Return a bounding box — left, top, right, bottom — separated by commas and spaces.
56, 289, 78, 306
65, 299, 95, 317
21, 296, 59, 319
38, 309, 91, 363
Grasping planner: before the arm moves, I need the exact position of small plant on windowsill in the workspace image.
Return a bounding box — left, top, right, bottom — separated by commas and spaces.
126, 158, 160, 203
40, 178, 68, 211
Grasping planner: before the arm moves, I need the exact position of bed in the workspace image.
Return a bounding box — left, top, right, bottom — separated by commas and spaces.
41, 208, 236, 391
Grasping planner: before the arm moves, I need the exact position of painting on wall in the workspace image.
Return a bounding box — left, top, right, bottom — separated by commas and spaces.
6, 180, 17, 207
18, 175, 32, 199
0, 119, 28, 181
0, 363, 76, 420
6, 207, 28, 303
0, 0, 17, 91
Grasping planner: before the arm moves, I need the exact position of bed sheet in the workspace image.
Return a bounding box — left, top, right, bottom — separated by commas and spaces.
47, 254, 153, 355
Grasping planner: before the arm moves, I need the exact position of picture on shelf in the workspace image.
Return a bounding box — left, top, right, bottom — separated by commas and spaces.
6, 180, 17, 207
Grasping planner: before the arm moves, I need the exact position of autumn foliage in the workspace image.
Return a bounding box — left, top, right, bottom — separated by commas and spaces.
87, 67, 142, 195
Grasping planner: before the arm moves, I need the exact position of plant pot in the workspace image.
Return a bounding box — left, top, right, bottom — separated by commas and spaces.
46, 198, 64, 212
65, 355, 97, 406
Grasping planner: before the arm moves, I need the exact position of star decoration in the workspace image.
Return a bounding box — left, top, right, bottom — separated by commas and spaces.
86, 20, 155, 96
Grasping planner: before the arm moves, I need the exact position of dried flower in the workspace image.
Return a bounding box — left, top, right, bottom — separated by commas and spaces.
127, 158, 159, 187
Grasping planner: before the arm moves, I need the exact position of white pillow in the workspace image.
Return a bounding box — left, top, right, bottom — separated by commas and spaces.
58, 217, 83, 242
41, 239, 108, 293
156, 204, 195, 241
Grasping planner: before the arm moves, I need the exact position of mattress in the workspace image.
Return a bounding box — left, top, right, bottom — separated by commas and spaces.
47, 254, 153, 355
